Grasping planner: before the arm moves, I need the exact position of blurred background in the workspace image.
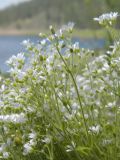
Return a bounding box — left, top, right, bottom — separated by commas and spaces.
0, 0, 120, 72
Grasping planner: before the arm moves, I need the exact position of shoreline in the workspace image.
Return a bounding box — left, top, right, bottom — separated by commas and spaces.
0, 28, 120, 39
0, 28, 106, 38
0, 29, 40, 36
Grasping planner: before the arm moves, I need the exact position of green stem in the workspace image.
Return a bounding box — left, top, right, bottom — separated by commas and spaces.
56, 46, 89, 138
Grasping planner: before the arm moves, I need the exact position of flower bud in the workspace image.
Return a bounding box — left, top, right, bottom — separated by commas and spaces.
49, 25, 55, 34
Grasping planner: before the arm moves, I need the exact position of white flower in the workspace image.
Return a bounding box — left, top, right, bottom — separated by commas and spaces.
23, 131, 37, 155
29, 131, 36, 139
6, 55, 16, 66
110, 40, 120, 54
67, 22, 75, 32
0, 84, 6, 92
45, 55, 54, 73
3, 152, 9, 159
56, 29, 63, 38
8, 68, 26, 80
23, 143, 33, 155
94, 12, 118, 26
6, 53, 25, 69
17, 70, 26, 80
0, 144, 6, 153
41, 39, 47, 45
58, 40, 65, 49
0, 113, 27, 123
17, 53, 25, 61
42, 137, 51, 144
66, 141, 76, 152
102, 63, 109, 71
105, 102, 116, 108
102, 139, 112, 146
7, 53, 25, 65
89, 125, 101, 134
61, 22, 75, 33
46, 55, 54, 64
8, 67, 17, 74
71, 102, 79, 110
29, 139, 36, 146
72, 42, 80, 52
22, 39, 30, 46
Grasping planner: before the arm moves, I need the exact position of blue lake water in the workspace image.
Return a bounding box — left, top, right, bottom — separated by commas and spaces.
0, 35, 105, 72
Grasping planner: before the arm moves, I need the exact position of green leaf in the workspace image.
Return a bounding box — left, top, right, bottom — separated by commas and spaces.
76, 146, 91, 156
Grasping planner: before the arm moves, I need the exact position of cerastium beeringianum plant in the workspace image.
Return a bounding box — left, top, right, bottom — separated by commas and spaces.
0, 13, 119, 160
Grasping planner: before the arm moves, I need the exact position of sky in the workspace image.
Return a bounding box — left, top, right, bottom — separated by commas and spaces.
0, 0, 31, 10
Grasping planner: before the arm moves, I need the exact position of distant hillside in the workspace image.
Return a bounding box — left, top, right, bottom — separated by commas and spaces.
0, 0, 109, 30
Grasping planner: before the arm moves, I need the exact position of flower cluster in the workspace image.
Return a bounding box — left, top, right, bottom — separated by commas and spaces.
94, 12, 118, 26
0, 15, 120, 160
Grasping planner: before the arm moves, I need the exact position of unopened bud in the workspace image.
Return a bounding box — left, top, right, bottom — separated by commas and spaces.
49, 25, 55, 34
39, 33, 46, 38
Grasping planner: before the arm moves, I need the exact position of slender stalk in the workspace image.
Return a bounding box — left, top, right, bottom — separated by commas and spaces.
56, 46, 89, 138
